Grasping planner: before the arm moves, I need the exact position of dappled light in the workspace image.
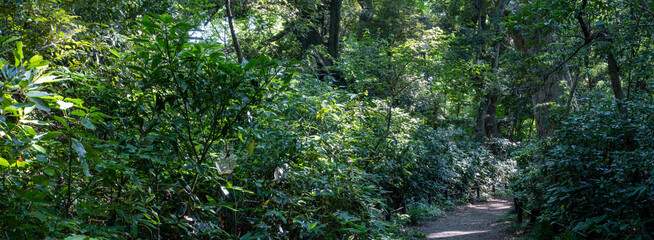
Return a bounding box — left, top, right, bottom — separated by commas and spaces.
1, 0, 652, 239
413, 199, 513, 239
428, 230, 491, 238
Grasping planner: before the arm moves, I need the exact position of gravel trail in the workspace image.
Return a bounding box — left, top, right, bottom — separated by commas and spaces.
411, 199, 514, 240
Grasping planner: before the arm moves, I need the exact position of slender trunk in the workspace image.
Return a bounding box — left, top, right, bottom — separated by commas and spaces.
226, 0, 243, 63
510, 105, 519, 141
327, 0, 341, 60
476, 103, 486, 142
473, 0, 488, 143
357, 0, 373, 26
567, 70, 579, 107
486, 0, 506, 139
475, 0, 487, 32
475, 85, 487, 142
528, 118, 534, 139
485, 91, 499, 138
607, 50, 625, 113
606, 47, 636, 151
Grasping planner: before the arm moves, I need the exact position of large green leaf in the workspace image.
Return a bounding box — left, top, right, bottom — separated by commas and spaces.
41, 131, 63, 140
25, 91, 51, 97
14, 41, 23, 65
64, 235, 96, 240
33, 75, 60, 84
53, 116, 69, 130
29, 97, 51, 112
81, 117, 96, 130
56, 100, 75, 110
71, 138, 87, 159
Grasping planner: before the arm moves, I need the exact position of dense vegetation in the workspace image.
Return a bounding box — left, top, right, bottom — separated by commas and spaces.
1, 0, 652, 239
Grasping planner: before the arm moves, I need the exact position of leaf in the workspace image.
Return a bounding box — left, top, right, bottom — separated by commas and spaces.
226, 185, 254, 194
32, 144, 46, 153
248, 140, 255, 155
220, 186, 229, 196
127, 65, 147, 73
19, 80, 29, 88
33, 174, 49, 186
29, 97, 51, 112
82, 141, 100, 157
241, 59, 251, 70
309, 222, 318, 230
57, 100, 74, 110
81, 118, 96, 130
72, 138, 91, 177
206, 195, 217, 205
130, 173, 142, 190
33, 75, 61, 84
19, 119, 49, 125
64, 98, 84, 105
44, 168, 56, 176
71, 138, 87, 159
80, 157, 90, 177
70, 110, 86, 117
53, 116, 69, 130
15, 41, 23, 65
0, 157, 8, 167
128, 38, 151, 43
29, 55, 43, 65
64, 235, 92, 240
26, 91, 52, 97
11, 160, 28, 168
109, 48, 120, 58
161, 14, 173, 23
24, 105, 35, 114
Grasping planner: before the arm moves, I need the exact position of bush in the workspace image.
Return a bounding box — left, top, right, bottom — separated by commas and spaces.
513, 97, 654, 238
406, 202, 445, 224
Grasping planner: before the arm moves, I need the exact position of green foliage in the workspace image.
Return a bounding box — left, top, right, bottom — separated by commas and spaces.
406, 202, 445, 224
513, 97, 654, 238
4, 10, 514, 238
17, 0, 654, 238
1, 42, 108, 238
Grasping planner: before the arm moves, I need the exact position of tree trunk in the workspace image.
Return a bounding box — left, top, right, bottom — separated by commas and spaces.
473, 0, 490, 143
485, 91, 499, 138
508, 4, 566, 139
475, 0, 487, 32
485, 0, 506, 139
473, 74, 487, 142
606, 46, 637, 151
532, 71, 565, 138
476, 97, 487, 142
327, 0, 341, 60
226, 0, 243, 63
357, 0, 373, 26
607, 50, 625, 113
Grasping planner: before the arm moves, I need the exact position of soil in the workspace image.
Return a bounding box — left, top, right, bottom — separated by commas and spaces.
410, 198, 515, 240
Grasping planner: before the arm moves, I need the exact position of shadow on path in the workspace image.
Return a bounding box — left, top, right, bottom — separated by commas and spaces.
411, 199, 513, 240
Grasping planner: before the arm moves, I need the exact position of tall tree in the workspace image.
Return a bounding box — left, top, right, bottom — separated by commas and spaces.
226, 0, 244, 63
508, 2, 566, 138
327, 0, 342, 60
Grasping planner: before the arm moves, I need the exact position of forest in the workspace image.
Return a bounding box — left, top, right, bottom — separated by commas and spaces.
0, 0, 652, 239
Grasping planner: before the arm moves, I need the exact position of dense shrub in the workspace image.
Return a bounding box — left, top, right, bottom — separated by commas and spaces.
513, 97, 654, 238
1, 15, 513, 240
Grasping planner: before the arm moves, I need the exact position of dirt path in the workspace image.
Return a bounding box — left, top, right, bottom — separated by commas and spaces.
411, 199, 514, 240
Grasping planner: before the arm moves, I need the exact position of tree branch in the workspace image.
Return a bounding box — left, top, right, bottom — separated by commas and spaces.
543, 40, 592, 80
624, 0, 654, 17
